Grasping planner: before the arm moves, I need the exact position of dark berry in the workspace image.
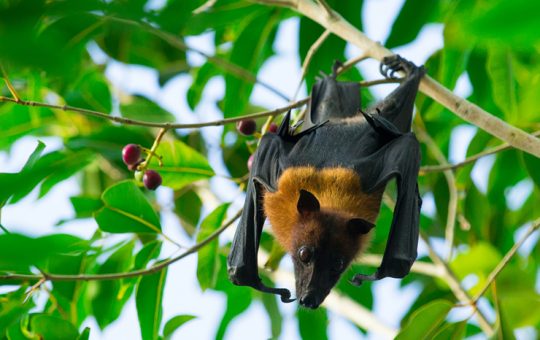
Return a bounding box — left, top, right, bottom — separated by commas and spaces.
247, 154, 254, 171
122, 144, 141, 165
143, 170, 162, 190
236, 119, 256, 135
268, 123, 278, 133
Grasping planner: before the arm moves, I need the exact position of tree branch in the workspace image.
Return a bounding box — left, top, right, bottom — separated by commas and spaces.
252, 0, 540, 158
0, 209, 242, 282
0, 96, 308, 129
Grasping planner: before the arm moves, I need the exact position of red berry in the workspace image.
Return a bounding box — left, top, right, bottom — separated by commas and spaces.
247, 154, 254, 171
236, 119, 256, 135
122, 144, 141, 165
143, 170, 162, 190
268, 123, 278, 133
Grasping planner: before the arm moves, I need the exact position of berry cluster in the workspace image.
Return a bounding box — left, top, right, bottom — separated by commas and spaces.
122, 144, 162, 190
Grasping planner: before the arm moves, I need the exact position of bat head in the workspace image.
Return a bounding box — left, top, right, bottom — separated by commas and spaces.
291, 189, 374, 309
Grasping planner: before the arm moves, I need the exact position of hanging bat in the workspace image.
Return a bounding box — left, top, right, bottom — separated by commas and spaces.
227, 55, 425, 309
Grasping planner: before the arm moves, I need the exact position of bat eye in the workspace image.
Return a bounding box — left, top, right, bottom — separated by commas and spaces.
298, 246, 313, 263
333, 258, 345, 272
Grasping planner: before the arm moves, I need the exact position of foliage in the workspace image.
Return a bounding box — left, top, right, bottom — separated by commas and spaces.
0, 0, 539, 339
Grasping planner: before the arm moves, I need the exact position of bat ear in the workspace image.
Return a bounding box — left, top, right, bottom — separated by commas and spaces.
297, 189, 320, 214
347, 218, 375, 235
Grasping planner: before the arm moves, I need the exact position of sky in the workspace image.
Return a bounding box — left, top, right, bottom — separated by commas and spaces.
0, 0, 515, 339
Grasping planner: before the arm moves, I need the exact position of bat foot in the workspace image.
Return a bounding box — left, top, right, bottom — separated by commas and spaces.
350, 272, 379, 286
380, 55, 418, 79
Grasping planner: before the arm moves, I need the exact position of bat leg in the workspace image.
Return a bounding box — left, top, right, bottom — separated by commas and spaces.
372, 55, 425, 133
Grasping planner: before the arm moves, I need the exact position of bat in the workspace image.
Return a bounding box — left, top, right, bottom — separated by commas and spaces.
227, 55, 425, 308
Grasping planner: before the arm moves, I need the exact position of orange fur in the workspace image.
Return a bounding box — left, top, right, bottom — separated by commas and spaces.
264, 166, 383, 252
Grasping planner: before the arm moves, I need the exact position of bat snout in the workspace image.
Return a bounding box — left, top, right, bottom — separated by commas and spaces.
299, 291, 323, 309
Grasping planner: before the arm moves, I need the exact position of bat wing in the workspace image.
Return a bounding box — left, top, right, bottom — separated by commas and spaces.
351, 132, 422, 284
227, 114, 296, 302
349, 55, 424, 284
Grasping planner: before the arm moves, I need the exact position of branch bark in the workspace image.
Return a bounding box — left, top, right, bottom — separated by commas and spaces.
252, 0, 540, 158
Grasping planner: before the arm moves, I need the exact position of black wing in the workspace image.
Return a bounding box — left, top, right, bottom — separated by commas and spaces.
227, 114, 296, 302
351, 55, 424, 284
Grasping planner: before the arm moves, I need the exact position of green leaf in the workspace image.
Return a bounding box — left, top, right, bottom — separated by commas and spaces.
223, 9, 280, 117
459, 0, 540, 46
297, 307, 328, 340
77, 327, 91, 340
522, 152, 540, 189
396, 300, 453, 340
120, 95, 175, 123
196, 203, 230, 291
70, 196, 104, 218
149, 140, 215, 190
386, 0, 440, 48
174, 188, 202, 236
0, 233, 88, 272
486, 48, 518, 121
187, 63, 219, 110
30, 314, 79, 340
183, 3, 265, 36
451, 243, 502, 282
0, 141, 44, 205
0, 288, 34, 336
65, 67, 112, 113
92, 241, 135, 329
67, 125, 154, 162
94, 180, 161, 234
163, 315, 197, 339
432, 321, 467, 340
96, 20, 187, 80
136, 268, 168, 340
0, 146, 94, 205
263, 239, 286, 271
134, 241, 162, 270
261, 293, 282, 339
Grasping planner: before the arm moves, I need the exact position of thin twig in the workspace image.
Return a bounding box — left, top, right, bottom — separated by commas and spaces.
416, 127, 458, 261
293, 29, 332, 100
336, 53, 369, 75
359, 78, 402, 87
472, 219, 540, 303
420, 130, 540, 174
1, 66, 20, 102
0, 96, 309, 129
0, 209, 242, 282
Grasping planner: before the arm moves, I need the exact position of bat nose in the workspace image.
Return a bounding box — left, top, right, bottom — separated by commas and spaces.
299, 293, 321, 309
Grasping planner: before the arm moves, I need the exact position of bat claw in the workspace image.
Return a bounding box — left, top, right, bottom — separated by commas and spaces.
380, 54, 418, 79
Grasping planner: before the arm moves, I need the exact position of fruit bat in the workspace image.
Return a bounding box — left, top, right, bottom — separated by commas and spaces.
227, 55, 425, 309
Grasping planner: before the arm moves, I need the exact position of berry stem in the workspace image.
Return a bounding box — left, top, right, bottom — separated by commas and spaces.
141, 128, 168, 168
